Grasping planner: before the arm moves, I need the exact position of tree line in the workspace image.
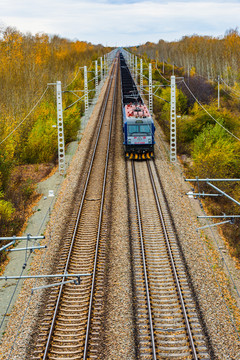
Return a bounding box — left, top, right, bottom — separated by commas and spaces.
0, 26, 110, 263
131, 28, 240, 84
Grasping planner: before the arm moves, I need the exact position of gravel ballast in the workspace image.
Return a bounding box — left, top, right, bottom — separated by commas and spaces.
0, 68, 240, 359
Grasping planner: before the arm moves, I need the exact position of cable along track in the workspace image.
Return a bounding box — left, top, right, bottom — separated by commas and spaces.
32, 57, 118, 360
128, 159, 210, 359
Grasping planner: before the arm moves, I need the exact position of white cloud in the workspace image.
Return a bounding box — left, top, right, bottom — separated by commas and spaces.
0, 1, 239, 45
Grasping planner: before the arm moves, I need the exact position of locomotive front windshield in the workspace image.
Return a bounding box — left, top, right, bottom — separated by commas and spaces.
128, 124, 152, 136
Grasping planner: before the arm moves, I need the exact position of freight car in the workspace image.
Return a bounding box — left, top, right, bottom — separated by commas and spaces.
120, 52, 155, 160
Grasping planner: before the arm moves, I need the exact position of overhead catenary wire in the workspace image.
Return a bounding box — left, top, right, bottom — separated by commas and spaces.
142, 87, 169, 104
64, 66, 85, 89
155, 67, 171, 83
220, 77, 240, 98
0, 86, 49, 146
221, 86, 235, 98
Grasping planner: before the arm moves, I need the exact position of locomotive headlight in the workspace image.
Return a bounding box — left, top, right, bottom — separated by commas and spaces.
128, 139, 131, 144
148, 139, 151, 143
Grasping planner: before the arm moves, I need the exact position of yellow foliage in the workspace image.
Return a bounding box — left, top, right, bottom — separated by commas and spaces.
190, 66, 196, 77
0, 199, 15, 222
72, 41, 88, 53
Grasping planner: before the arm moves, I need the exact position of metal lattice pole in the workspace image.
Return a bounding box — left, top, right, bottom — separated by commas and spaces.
170, 75, 177, 162
95, 60, 98, 91
135, 56, 138, 83
56, 81, 65, 175
104, 54, 106, 77
140, 58, 143, 96
100, 57, 103, 81
132, 54, 135, 75
84, 66, 89, 114
130, 54, 133, 76
149, 63, 153, 115
105, 54, 108, 75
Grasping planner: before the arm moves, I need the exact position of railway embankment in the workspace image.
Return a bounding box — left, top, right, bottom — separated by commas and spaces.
0, 77, 109, 359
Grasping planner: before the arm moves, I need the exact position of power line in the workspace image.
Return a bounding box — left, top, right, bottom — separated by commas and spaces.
0, 86, 49, 146
64, 67, 84, 89
182, 80, 240, 142
221, 78, 240, 98
155, 67, 171, 83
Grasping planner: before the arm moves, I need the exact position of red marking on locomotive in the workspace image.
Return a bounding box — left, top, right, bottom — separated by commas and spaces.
125, 104, 150, 118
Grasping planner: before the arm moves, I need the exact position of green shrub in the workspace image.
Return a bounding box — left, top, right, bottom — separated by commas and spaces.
0, 191, 15, 222
191, 123, 240, 179
22, 116, 58, 163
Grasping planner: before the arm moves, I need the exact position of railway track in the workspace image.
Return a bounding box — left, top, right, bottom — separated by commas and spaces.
127, 159, 210, 359
31, 55, 119, 359
29, 51, 211, 359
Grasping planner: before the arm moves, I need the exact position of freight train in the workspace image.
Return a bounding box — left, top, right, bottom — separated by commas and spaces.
120, 52, 155, 160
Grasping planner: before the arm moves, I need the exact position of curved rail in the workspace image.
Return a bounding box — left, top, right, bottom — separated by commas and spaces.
42, 59, 118, 359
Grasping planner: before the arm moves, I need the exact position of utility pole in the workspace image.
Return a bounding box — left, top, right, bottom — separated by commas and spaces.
149, 63, 153, 115
170, 75, 177, 162
56, 81, 66, 175
84, 66, 89, 114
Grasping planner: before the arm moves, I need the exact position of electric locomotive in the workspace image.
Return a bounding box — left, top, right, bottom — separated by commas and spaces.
120, 52, 155, 160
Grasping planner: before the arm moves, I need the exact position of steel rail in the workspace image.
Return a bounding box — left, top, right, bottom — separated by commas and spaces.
131, 160, 157, 360
42, 60, 117, 360
83, 56, 119, 360
147, 160, 198, 360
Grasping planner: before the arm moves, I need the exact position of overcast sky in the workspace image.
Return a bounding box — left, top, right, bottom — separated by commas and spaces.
0, 0, 239, 46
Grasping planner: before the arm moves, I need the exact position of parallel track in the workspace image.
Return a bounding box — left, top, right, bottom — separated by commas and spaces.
30, 52, 211, 359
128, 159, 210, 359
32, 56, 118, 360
